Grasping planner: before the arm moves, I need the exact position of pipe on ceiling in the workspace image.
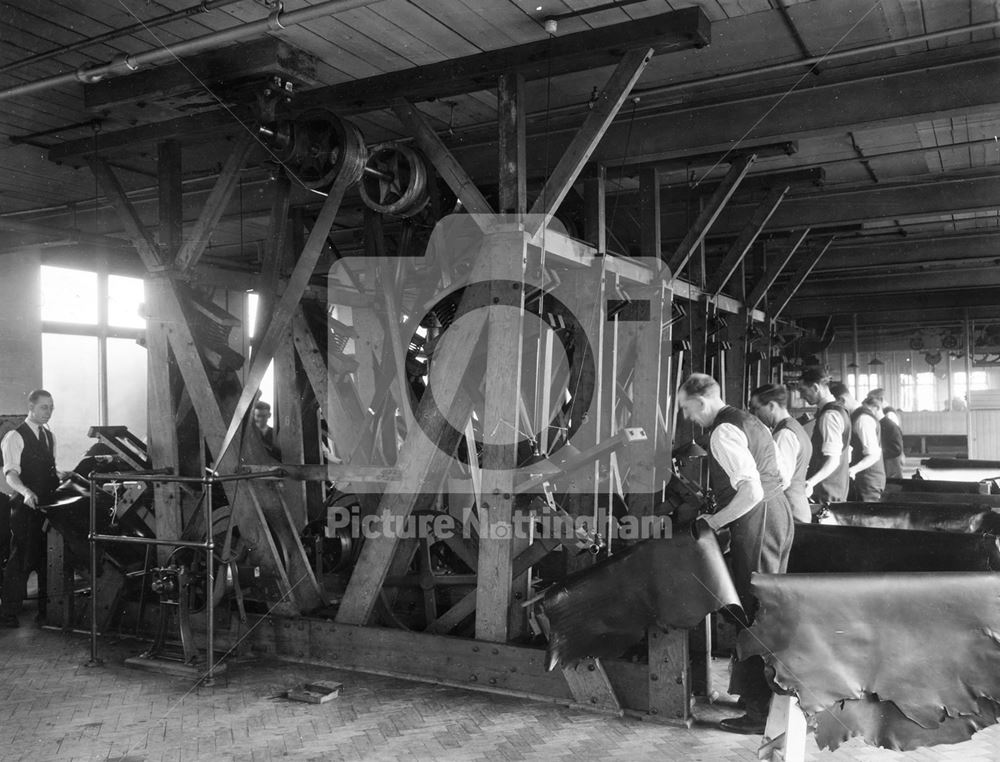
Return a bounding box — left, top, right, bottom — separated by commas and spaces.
0, 0, 380, 101
0, 0, 246, 77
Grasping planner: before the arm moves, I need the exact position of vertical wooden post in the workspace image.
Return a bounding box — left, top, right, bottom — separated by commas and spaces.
648, 626, 691, 725
276, 327, 307, 528
583, 164, 606, 254
475, 227, 526, 642
639, 165, 661, 261
497, 71, 526, 218
149, 140, 182, 563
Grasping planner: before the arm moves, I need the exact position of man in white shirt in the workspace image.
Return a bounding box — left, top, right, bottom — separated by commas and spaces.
799, 369, 851, 504
1, 389, 63, 628
749, 383, 813, 523
678, 374, 793, 735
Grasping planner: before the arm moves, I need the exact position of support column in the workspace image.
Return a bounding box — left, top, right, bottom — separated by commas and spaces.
149, 139, 182, 563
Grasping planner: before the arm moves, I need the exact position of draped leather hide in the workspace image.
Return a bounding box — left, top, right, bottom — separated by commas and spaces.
824, 501, 1000, 534
741, 573, 1000, 751
541, 532, 741, 670
788, 522, 1000, 573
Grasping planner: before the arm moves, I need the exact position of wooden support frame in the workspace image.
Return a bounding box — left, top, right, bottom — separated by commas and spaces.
91, 158, 325, 614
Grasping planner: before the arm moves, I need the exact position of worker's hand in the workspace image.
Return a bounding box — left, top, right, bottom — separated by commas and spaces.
690, 517, 713, 540
22, 488, 38, 509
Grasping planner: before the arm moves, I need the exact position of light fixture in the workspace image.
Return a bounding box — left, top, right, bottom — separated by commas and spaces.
868, 356, 884, 366
672, 441, 708, 460
847, 361, 859, 369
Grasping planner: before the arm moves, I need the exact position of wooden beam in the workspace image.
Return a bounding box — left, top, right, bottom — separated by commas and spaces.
664, 153, 756, 276
497, 71, 527, 217
476, 229, 527, 642
174, 132, 255, 273
705, 185, 788, 296
769, 237, 835, 319
157, 140, 183, 263
149, 142, 182, 563
746, 228, 810, 310
582, 165, 606, 254
255, 173, 292, 336
639, 165, 661, 260
87, 157, 162, 270
295, 8, 708, 116
216, 169, 353, 465
527, 47, 653, 239
392, 98, 494, 218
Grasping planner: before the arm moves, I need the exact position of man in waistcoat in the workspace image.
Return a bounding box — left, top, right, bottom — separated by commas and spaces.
848, 395, 886, 501
749, 383, 813, 524
678, 374, 794, 735
798, 368, 851, 505
1, 390, 63, 628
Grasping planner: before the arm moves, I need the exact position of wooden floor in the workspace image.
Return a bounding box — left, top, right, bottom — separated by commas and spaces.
3, 599, 1000, 762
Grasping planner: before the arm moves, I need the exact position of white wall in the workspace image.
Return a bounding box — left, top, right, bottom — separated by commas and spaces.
0, 252, 42, 413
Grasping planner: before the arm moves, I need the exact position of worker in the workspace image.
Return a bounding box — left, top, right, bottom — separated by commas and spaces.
880, 405, 906, 479
252, 400, 282, 460
1, 390, 64, 628
749, 383, 813, 523
678, 373, 793, 735
798, 368, 850, 504
849, 395, 886, 501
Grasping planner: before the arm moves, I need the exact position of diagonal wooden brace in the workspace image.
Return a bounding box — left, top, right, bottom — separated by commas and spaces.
664, 153, 757, 277
527, 47, 653, 240
705, 185, 788, 296
174, 131, 256, 273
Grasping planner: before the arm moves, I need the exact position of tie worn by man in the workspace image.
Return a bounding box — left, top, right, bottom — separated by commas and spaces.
678, 374, 794, 735
1, 389, 62, 628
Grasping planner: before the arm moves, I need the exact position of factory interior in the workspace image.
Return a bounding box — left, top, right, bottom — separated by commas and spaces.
2, 0, 1000, 760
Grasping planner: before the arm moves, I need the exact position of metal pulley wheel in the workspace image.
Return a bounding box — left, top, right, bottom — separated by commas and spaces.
360, 142, 429, 216
283, 108, 368, 190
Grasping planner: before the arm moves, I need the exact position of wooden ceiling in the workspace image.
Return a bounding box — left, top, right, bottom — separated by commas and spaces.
1, 0, 999, 338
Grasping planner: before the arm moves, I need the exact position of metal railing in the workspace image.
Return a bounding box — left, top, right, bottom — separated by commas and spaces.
87, 468, 283, 684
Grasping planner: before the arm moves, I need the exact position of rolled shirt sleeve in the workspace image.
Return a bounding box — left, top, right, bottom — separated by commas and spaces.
1, 429, 24, 477
819, 408, 845, 457
773, 427, 798, 490
856, 414, 881, 458
710, 423, 762, 492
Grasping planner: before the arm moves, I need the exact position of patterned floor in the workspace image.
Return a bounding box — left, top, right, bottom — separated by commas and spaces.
2, 614, 1000, 762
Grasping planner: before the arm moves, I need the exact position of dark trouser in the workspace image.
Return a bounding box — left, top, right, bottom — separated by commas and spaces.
884, 456, 904, 480
850, 468, 886, 502
0, 498, 47, 618
727, 495, 794, 720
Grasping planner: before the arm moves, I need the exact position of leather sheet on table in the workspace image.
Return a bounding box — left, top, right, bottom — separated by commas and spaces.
823, 501, 1000, 534
741, 573, 1000, 751
541, 532, 741, 671
788, 523, 1000, 573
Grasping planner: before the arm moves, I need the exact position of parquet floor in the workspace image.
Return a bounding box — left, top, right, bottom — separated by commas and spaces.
2, 610, 1000, 762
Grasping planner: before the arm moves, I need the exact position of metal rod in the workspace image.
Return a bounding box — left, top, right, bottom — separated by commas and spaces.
89, 534, 217, 549
0, 0, 383, 101
0, 0, 246, 77
89, 469, 282, 484
205, 475, 216, 685
88, 477, 99, 665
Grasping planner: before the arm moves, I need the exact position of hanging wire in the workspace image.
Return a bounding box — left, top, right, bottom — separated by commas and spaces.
606, 97, 638, 245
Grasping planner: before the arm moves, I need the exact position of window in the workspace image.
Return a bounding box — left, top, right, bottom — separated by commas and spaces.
41, 265, 146, 469
246, 293, 275, 410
